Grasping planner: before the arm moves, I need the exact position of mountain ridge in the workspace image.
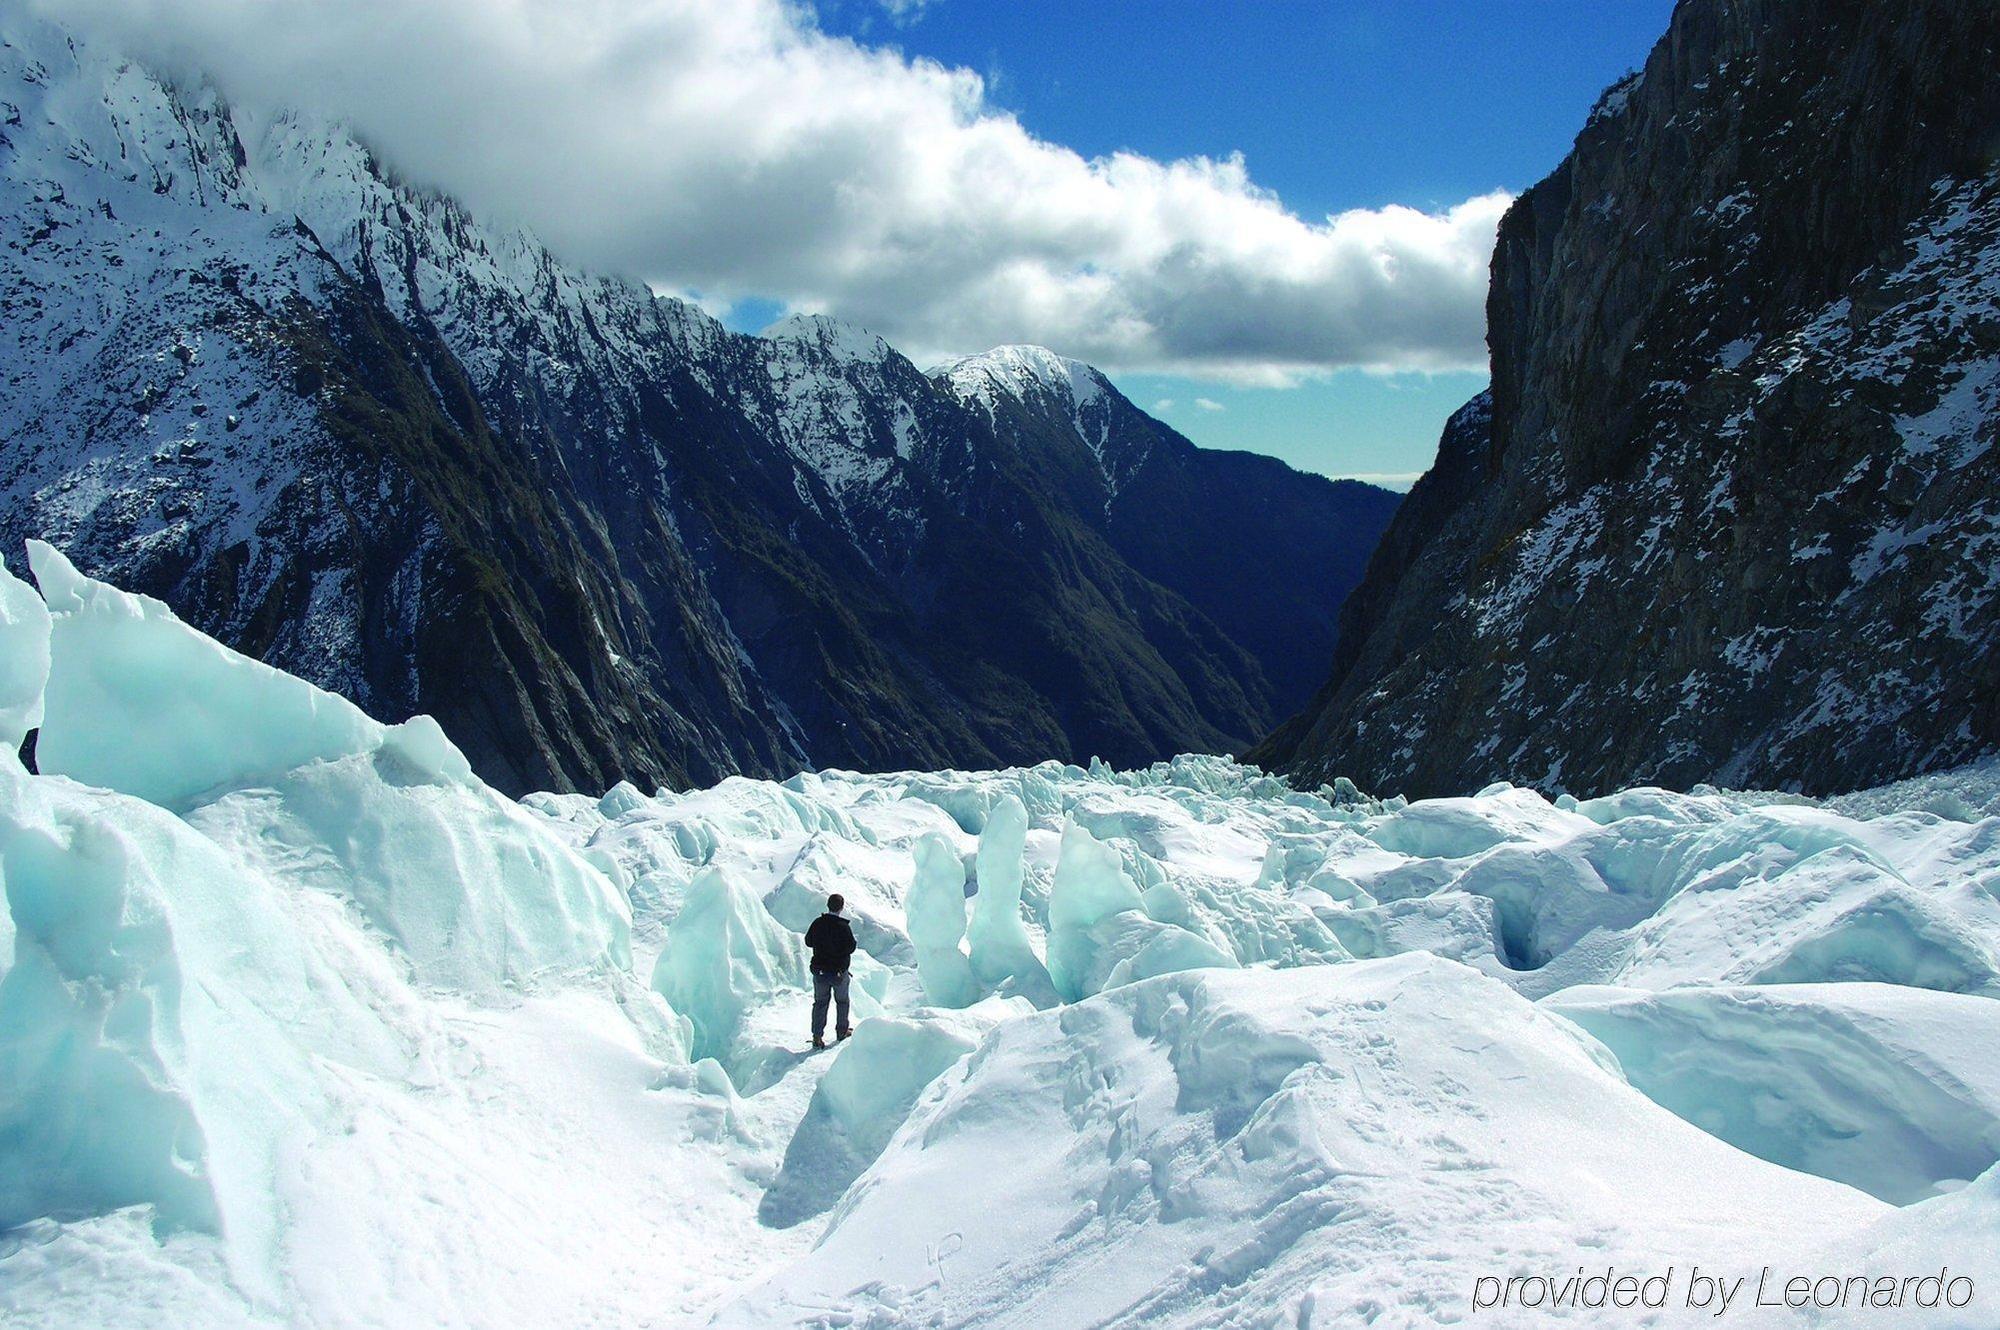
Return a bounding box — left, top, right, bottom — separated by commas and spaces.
0, 11, 1398, 795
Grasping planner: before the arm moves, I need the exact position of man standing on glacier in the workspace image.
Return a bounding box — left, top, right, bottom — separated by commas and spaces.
805, 894, 857, 1049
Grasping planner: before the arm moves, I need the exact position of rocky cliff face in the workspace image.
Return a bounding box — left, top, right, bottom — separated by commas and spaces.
1256, 0, 2000, 798
0, 14, 1396, 795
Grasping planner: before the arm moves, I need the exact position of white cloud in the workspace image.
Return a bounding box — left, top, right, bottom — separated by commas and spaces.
1194, 397, 1225, 412
46, 0, 1509, 382
874, 0, 936, 24
1334, 471, 1425, 492
1151, 398, 1176, 413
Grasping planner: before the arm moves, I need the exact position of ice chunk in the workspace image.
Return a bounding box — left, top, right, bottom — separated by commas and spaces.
1132, 843, 1345, 970
17, 545, 628, 994
810, 1014, 977, 1154
0, 756, 413, 1270
596, 780, 651, 819
0, 552, 50, 750
187, 750, 635, 992
1444, 838, 1675, 969
651, 866, 805, 1069
1617, 842, 2000, 993
1545, 983, 2000, 1203
1363, 785, 1593, 859
1044, 819, 1146, 1000
1045, 820, 1233, 1001
0, 781, 220, 1235
1570, 786, 1739, 826
537, 802, 701, 953
758, 1003, 1016, 1228
1317, 890, 1507, 971
906, 833, 980, 1008
763, 834, 913, 964
27, 541, 470, 807
1301, 866, 1375, 907
1100, 923, 1238, 990
966, 794, 1056, 1005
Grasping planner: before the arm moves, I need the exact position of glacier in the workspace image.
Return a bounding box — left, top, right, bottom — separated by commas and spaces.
2, 553, 1998, 1328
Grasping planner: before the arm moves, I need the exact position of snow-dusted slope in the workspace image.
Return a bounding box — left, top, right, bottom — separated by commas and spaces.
3, 557, 1996, 1328
0, 12, 1397, 793
926, 343, 1403, 711
932, 344, 1143, 496
0, 10, 796, 794
720, 959, 1884, 1327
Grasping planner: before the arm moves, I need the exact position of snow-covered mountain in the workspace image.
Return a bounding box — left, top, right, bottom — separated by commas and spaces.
933, 344, 1148, 494
1257, 0, 2000, 798
0, 12, 1398, 795
4, 548, 1997, 1327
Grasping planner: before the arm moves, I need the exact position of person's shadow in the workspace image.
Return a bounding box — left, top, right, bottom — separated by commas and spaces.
756, 1088, 872, 1229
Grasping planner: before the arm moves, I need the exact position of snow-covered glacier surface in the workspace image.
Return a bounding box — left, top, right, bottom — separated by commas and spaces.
3, 555, 1998, 1328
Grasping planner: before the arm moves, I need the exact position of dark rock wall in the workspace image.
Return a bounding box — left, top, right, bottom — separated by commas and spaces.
1256, 0, 2000, 798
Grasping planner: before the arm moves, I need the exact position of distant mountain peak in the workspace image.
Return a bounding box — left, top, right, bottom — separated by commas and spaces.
928, 345, 1107, 414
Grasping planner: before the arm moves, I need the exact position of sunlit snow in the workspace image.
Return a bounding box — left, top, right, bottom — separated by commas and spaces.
2, 551, 1996, 1328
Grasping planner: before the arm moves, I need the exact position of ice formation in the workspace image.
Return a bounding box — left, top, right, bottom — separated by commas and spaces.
26, 542, 475, 808
965, 793, 1057, 1004
1545, 983, 2000, 1204
651, 865, 806, 1076
3, 553, 1997, 1328
905, 833, 980, 1008
1046, 818, 1236, 1001
0, 554, 49, 750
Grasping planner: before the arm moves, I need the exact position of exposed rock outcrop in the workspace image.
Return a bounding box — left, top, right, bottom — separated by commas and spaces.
1258, 0, 2000, 797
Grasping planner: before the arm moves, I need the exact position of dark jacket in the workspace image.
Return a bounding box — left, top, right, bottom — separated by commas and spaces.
805, 912, 857, 976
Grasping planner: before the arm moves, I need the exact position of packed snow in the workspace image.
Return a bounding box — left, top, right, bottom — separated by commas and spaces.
2, 555, 1997, 1327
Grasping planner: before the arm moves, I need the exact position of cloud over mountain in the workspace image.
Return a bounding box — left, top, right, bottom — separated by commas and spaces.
51, 0, 1507, 383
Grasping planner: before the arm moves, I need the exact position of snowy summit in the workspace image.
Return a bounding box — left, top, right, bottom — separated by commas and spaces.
931, 343, 1110, 415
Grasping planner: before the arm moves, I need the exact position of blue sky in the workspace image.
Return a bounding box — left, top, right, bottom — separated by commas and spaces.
800, 0, 1676, 486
